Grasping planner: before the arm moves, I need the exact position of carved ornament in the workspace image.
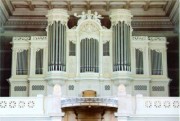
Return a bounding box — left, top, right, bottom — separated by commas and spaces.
74, 10, 103, 25
79, 22, 100, 40
31, 36, 47, 41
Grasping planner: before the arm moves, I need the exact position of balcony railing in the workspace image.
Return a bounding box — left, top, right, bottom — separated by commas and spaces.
61, 97, 118, 108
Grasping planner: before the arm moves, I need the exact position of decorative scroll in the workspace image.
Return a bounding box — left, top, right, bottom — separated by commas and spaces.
79, 22, 100, 40
110, 9, 132, 26
47, 9, 69, 26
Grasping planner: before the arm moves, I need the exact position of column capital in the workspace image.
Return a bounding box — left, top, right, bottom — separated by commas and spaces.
46, 9, 69, 25
110, 9, 132, 26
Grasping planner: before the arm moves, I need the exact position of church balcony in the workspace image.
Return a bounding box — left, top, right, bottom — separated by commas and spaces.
0, 95, 179, 117
61, 97, 118, 108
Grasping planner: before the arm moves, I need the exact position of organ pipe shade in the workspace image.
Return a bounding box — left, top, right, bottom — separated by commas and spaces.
80, 38, 99, 73
112, 21, 131, 71
16, 50, 28, 75
151, 50, 163, 75
135, 49, 143, 74
36, 49, 43, 74
48, 21, 66, 71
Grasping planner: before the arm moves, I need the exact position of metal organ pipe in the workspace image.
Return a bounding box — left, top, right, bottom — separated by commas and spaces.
48, 22, 67, 72
110, 9, 132, 72
47, 9, 68, 72
80, 39, 99, 73
111, 12, 132, 72
58, 21, 61, 71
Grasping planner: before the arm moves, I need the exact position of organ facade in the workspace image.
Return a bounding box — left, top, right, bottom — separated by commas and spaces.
8, 9, 170, 97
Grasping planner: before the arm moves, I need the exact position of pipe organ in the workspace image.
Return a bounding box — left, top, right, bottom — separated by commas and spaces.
9, 9, 170, 97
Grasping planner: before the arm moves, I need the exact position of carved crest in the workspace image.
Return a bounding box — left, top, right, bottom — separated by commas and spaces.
79, 22, 100, 40
74, 10, 103, 25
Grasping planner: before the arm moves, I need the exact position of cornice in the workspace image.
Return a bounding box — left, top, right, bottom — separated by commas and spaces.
4, 19, 174, 30
132, 21, 174, 29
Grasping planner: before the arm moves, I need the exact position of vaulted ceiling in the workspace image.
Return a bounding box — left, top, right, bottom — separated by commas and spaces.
0, 0, 179, 31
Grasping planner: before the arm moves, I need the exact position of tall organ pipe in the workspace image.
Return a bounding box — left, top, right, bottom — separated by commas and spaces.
80, 38, 99, 73
112, 21, 131, 71
48, 21, 67, 72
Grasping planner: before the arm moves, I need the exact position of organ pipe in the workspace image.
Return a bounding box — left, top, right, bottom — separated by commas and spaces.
36, 49, 43, 74
112, 21, 131, 71
135, 49, 143, 74
48, 21, 67, 71
80, 38, 99, 73
151, 50, 163, 75
16, 50, 28, 75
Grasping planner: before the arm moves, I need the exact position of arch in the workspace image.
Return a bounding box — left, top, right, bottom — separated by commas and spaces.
76, 20, 102, 40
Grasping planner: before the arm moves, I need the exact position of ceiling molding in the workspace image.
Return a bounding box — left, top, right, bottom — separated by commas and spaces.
0, 0, 9, 22
169, 0, 179, 24
0, 0, 178, 31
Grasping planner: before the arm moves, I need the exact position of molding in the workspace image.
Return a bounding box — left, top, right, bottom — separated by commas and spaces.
13, 37, 30, 41
132, 21, 173, 29
78, 21, 100, 40
3, 19, 174, 30
132, 36, 148, 41
31, 36, 47, 41
0, 0, 9, 22
149, 37, 166, 42
110, 9, 132, 26
132, 31, 178, 37
169, 0, 179, 24
46, 9, 69, 25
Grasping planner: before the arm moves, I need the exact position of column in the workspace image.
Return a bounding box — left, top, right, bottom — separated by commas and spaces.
29, 47, 35, 77
99, 33, 103, 76
110, 9, 132, 72
115, 84, 132, 121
